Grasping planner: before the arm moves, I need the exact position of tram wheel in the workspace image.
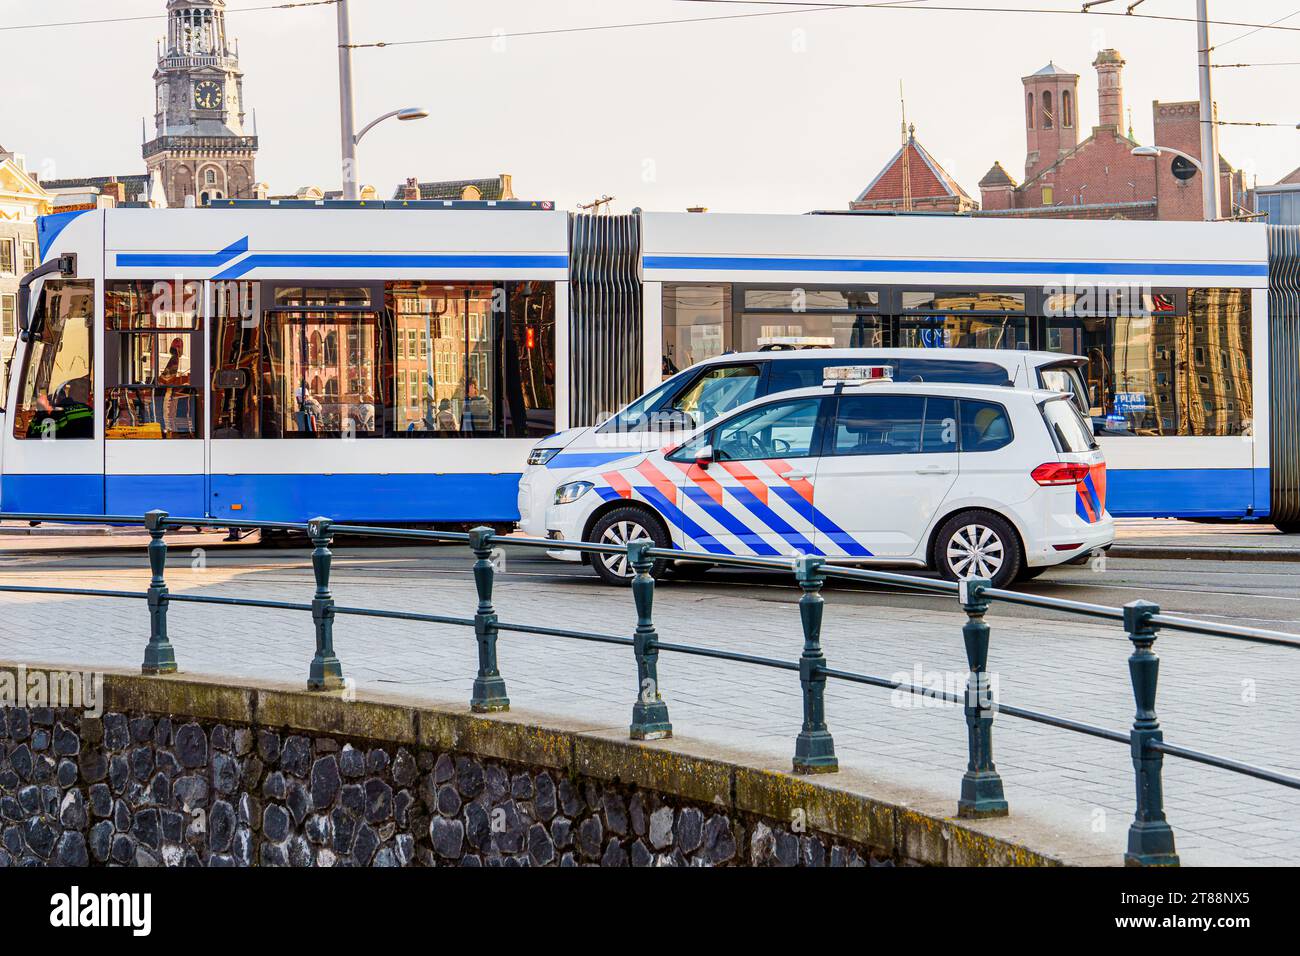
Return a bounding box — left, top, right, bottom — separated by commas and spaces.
1273, 521, 1300, 535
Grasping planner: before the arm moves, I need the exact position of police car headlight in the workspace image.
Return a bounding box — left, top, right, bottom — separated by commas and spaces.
554, 481, 593, 505
528, 447, 560, 466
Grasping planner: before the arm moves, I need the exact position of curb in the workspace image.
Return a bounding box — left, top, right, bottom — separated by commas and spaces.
1110, 544, 1300, 563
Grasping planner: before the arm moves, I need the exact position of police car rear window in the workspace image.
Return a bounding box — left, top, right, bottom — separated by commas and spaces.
768, 357, 1009, 393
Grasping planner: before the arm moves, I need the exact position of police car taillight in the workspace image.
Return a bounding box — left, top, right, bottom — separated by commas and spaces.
822, 365, 893, 386
1031, 462, 1089, 486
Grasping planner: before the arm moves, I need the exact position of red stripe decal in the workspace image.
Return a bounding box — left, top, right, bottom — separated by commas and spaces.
1090, 462, 1107, 513
602, 471, 633, 499
767, 459, 814, 505
635, 459, 679, 501
718, 461, 769, 505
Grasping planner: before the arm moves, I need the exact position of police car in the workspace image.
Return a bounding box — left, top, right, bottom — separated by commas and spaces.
542, 365, 1112, 587
518, 347, 1090, 546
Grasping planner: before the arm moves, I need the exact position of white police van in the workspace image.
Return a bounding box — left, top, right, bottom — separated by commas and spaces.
519, 347, 1090, 544
542, 366, 1112, 587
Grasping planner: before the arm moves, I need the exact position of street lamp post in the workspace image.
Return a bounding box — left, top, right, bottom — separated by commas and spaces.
336, 0, 428, 200
1196, 0, 1221, 222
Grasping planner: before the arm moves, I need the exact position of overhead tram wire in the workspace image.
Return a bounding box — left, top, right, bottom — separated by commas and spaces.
0, 0, 337, 33
663, 0, 1300, 36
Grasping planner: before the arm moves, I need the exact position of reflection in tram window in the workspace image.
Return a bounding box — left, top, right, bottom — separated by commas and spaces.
103, 281, 203, 439
896, 315, 1030, 350
12, 280, 94, 440
266, 287, 380, 438
662, 284, 730, 377
210, 281, 261, 438
1044, 288, 1251, 436
503, 281, 556, 437
383, 282, 497, 436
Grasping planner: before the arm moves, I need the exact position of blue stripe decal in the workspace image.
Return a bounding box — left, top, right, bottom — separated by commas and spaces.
594, 487, 623, 502
725, 486, 822, 556
632, 485, 735, 555
682, 487, 781, 556
770, 485, 872, 557
212, 253, 568, 280
547, 451, 641, 470
1076, 493, 1090, 523
643, 255, 1268, 279
116, 237, 249, 269
1081, 473, 1102, 520
36, 211, 90, 261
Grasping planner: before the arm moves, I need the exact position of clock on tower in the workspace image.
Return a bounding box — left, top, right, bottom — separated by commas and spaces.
193, 80, 224, 110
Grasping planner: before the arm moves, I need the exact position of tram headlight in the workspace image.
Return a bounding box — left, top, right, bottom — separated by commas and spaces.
554, 481, 594, 505
528, 446, 560, 466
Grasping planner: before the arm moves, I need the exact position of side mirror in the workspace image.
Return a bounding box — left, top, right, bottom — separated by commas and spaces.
694, 445, 715, 469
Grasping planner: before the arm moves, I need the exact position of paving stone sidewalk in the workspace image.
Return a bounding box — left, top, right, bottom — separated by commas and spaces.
1, 559, 1297, 866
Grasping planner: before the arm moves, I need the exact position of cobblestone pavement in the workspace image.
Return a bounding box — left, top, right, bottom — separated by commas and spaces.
1, 547, 1298, 866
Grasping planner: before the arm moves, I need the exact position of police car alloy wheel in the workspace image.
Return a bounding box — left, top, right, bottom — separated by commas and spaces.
588, 507, 671, 586
934, 510, 1023, 589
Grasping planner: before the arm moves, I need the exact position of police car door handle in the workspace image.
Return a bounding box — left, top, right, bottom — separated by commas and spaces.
916, 465, 953, 476
784, 470, 811, 480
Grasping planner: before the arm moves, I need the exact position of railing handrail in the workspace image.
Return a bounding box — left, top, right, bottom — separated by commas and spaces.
2, 508, 1299, 868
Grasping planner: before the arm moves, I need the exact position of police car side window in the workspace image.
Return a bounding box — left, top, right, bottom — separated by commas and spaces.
895, 359, 1009, 385
958, 400, 1014, 452
711, 398, 821, 462
831, 396, 957, 456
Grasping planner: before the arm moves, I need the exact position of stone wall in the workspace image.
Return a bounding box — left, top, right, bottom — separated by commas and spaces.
0, 667, 1063, 868
0, 705, 890, 867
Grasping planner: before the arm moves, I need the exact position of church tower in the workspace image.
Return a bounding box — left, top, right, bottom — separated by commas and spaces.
143, 0, 258, 208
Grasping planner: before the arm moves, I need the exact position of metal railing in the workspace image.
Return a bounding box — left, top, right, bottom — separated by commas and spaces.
2, 509, 1299, 867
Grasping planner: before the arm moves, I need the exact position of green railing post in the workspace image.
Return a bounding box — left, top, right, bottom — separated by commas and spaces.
141, 509, 177, 675
1123, 600, 1179, 866
468, 526, 509, 712
792, 554, 837, 774
306, 517, 345, 691
627, 540, 671, 740
957, 577, 1008, 818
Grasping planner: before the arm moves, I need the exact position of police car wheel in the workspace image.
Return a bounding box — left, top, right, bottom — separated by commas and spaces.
588, 507, 670, 586
934, 511, 1023, 589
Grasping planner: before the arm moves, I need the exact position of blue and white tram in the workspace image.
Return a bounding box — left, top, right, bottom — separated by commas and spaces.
4, 202, 1298, 530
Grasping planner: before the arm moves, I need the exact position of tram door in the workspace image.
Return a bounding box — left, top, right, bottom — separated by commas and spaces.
102, 280, 206, 518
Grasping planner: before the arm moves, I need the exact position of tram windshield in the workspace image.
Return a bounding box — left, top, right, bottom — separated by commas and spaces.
12, 280, 95, 440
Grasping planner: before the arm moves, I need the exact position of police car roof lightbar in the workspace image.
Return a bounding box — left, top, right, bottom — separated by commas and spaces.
823, 365, 893, 386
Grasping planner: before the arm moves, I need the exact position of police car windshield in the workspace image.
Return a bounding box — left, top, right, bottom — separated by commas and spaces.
596, 373, 688, 433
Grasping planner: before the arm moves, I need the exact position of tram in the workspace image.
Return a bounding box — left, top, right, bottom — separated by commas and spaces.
3, 201, 1297, 530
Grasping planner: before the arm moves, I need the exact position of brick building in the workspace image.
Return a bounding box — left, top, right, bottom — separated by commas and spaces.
851, 49, 1249, 222
976, 50, 1247, 221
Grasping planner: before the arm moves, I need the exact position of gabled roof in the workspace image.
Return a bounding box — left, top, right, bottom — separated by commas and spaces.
979, 162, 1017, 189
1281, 166, 1300, 186
1028, 61, 1076, 78
854, 134, 972, 204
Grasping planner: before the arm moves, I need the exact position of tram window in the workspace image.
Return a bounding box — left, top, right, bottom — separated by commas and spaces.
104, 281, 203, 439
739, 314, 882, 351
502, 281, 556, 437
13, 279, 95, 440
267, 288, 381, 438
662, 284, 730, 377
210, 281, 261, 438
384, 282, 499, 437
896, 315, 1029, 350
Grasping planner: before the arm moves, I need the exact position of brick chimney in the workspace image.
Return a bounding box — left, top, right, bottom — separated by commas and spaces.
1094, 49, 1126, 131
102, 180, 127, 205
402, 177, 420, 201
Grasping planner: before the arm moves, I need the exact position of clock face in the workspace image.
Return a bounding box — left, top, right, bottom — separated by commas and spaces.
193, 80, 224, 110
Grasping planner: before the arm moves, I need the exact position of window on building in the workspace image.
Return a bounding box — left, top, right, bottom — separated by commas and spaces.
13, 280, 95, 439
1, 295, 14, 337
21, 240, 36, 275
1042, 186, 1055, 205
1062, 90, 1074, 128
103, 280, 203, 439
0, 239, 13, 275
1027, 93, 1035, 130
1042, 91, 1054, 129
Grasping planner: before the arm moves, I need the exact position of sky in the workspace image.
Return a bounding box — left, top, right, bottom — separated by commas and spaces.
2, 0, 1298, 213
